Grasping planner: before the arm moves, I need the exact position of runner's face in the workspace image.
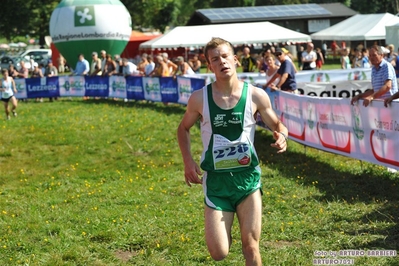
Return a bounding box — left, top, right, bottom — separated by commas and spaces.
207, 44, 237, 76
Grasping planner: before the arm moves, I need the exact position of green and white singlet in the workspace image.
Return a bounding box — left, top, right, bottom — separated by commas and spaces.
200, 82, 260, 173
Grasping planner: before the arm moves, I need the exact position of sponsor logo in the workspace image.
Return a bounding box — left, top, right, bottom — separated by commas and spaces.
307, 101, 315, 129
145, 83, 160, 94
112, 81, 126, 92
213, 114, 227, 127
351, 104, 364, 140
348, 71, 367, 81
75, 6, 95, 27
61, 80, 84, 91
310, 72, 330, 82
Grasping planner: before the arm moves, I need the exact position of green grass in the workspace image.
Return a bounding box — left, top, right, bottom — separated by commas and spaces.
0, 98, 398, 265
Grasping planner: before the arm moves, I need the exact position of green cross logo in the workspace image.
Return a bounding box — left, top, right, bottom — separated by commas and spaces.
63, 81, 70, 91
75, 6, 95, 27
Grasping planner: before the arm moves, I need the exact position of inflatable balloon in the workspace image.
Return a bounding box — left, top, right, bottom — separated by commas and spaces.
50, 0, 132, 69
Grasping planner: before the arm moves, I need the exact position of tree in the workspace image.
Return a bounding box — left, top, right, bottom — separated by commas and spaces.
29, 0, 59, 47
0, 0, 32, 42
121, 0, 180, 32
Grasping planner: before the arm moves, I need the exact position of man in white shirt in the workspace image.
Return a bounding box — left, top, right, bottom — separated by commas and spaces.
301, 43, 317, 71
144, 56, 156, 76
122, 58, 138, 76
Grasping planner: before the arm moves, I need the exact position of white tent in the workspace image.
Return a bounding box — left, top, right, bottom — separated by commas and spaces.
311, 13, 399, 41
386, 23, 399, 50
139, 21, 311, 50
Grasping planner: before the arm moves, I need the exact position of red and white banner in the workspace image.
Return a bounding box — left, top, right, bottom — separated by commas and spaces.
263, 91, 399, 170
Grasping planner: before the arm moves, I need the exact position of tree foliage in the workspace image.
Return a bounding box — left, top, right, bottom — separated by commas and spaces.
0, 0, 32, 41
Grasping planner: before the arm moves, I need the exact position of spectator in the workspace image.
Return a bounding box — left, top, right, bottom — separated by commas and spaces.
17, 61, 29, 79
31, 62, 43, 78
259, 50, 271, 73
173, 56, 195, 76
297, 46, 304, 70
386, 44, 396, 66
238, 46, 257, 72
58, 54, 66, 73
315, 47, 324, 70
352, 49, 363, 69
262, 54, 280, 89
385, 48, 399, 107
151, 55, 169, 77
115, 57, 123, 76
100, 50, 107, 73
188, 54, 202, 74
45, 60, 58, 102
267, 48, 297, 93
31, 62, 44, 102
0, 68, 18, 120
45, 60, 58, 77
340, 48, 351, 69
102, 54, 116, 76
322, 42, 327, 60
144, 55, 155, 76
8, 64, 19, 79
162, 52, 177, 75
331, 41, 339, 58
90, 52, 102, 76
138, 53, 149, 74
71, 54, 90, 76
122, 58, 138, 76
351, 45, 398, 107
281, 47, 297, 73
301, 43, 317, 71
361, 48, 370, 68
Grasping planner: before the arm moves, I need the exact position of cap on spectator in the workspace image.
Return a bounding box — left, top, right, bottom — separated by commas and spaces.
92, 51, 98, 56
48, 59, 52, 64
381, 46, 390, 54
281, 47, 289, 54
33, 62, 38, 67
275, 48, 284, 54
176, 56, 184, 62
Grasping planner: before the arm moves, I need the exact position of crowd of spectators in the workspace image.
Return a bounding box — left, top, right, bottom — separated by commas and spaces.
66, 50, 201, 79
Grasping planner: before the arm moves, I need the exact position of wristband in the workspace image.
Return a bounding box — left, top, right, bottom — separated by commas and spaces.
279, 132, 288, 142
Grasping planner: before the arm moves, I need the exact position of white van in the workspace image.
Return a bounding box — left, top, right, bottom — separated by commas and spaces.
19, 49, 52, 60
19, 49, 52, 67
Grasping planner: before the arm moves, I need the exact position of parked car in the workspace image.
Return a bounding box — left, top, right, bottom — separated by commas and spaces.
0, 56, 32, 72
19, 49, 52, 62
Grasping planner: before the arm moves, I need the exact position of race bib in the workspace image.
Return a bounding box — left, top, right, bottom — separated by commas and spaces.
212, 134, 252, 170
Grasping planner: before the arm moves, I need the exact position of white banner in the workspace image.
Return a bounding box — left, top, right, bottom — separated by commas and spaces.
297, 80, 371, 97
143, 77, 162, 102
263, 90, 399, 170
177, 77, 193, 105
59, 76, 86, 97
189, 68, 373, 97
109, 75, 127, 99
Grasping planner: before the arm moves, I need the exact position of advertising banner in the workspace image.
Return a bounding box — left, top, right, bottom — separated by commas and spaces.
263, 90, 399, 170
126, 76, 145, 100
59, 75, 86, 97
84, 76, 109, 97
